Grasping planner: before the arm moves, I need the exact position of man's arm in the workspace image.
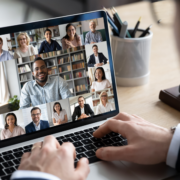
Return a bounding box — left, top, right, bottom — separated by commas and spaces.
98, 32, 103, 42
85, 33, 90, 45
72, 107, 77, 121
87, 55, 95, 67
101, 53, 108, 64
87, 104, 94, 116
55, 41, 62, 50
38, 42, 44, 54
20, 83, 31, 109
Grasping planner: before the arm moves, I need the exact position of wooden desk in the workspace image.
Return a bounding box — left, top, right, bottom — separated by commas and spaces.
114, 1, 180, 129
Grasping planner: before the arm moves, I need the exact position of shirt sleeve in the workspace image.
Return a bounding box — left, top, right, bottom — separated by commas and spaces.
30, 45, 36, 55
55, 41, 62, 50
166, 124, 180, 169
98, 32, 103, 42
52, 112, 55, 119
85, 32, 89, 45
13, 49, 20, 59
63, 109, 67, 115
106, 79, 111, 88
20, 83, 31, 109
7, 52, 13, 60
91, 81, 95, 90
1, 130, 5, 140
58, 76, 72, 99
38, 42, 44, 54
11, 170, 61, 180
96, 104, 101, 115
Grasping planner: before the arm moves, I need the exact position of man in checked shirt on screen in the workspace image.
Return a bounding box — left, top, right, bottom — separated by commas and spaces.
20, 57, 72, 109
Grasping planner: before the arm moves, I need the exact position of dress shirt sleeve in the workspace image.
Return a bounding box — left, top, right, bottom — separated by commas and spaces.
58, 77, 72, 99
38, 42, 44, 54
55, 41, 62, 50
102, 53, 108, 63
166, 124, 180, 169
20, 83, 31, 109
85, 32, 89, 45
11, 170, 60, 180
96, 105, 101, 115
98, 32, 103, 42
106, 79, 111, 88
7, 51, 13, 61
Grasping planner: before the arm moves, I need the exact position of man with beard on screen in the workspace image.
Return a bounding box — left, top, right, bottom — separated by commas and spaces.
20, 57, 72, 109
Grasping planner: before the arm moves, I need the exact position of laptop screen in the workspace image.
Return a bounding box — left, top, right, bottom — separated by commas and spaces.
0, 11, 119, 145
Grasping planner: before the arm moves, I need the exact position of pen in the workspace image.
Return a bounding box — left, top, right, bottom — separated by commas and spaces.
112, 7, 132, 38
107, 15, 120, 36
120, 21, 128, 38
131, 17, 142, 38
103, 7, 114, 24
110, 8, 121, 32
139, 25, 152, 37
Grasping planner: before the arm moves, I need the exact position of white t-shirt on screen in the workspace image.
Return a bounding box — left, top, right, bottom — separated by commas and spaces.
91, 79, 111, 91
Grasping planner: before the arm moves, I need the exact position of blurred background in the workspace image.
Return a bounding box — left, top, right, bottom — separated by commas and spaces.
0, 0, 141, 27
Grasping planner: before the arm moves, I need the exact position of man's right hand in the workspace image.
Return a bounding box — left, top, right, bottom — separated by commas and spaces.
93, 112, 173, 165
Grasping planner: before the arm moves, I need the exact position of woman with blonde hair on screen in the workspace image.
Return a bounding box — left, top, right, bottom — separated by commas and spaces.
96, 91, 114, 115
14, 32, 36, 58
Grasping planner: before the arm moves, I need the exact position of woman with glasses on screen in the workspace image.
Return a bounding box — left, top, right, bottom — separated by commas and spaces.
91, 67, 111, 92
52, 102, 68, 126
96, 91, 114, 115
14, 32, 36, 59
1, 113, 25, 140
61, 24, 82, 50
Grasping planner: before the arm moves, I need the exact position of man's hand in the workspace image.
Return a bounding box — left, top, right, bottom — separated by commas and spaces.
93, 112, 172, 165
19, 136, 90, 180
90, 42, 95, 44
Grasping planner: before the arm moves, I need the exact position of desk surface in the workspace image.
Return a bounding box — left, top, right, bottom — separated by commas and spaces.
114, 1, 180, 129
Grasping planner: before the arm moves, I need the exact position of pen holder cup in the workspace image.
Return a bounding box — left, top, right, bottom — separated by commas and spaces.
111, 29, 153, 86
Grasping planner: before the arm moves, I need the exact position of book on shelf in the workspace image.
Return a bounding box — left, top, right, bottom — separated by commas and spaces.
18, 65, 31, 73
58, 56, 70, 64
30, 55, 35, 61
20, 74, 28, 82
71, 53, 84, 61
59, 67, 62, 73
72, 62, 84, 70
63, 74, 72, 80
69, 88, 73, 93
25, 64, 31, 72
74, 72, 83, 78
48, 66, 57, 75
75, 84, 86, 92
56, 50, 62, 55
47, 60, 56, 67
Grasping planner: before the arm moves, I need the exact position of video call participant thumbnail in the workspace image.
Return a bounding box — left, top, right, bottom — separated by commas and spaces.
20, 57, 72, 109
52, 102, 68, 126
14, 32, 36, 59
1, 113, 25, 140
25, 107, 50, 134
91, 67, 111, 92
85, 20, 103, 45
38, 29, 62, 54
72, 96, 94, 121
61, 24, 82, 50
96, 91, 114, 115
0, 37, 13, 62
88, 44, 108, 67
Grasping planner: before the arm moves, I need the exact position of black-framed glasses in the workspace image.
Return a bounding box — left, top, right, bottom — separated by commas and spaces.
149, 0, 176, 26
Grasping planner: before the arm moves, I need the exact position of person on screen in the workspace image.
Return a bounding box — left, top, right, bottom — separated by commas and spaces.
0, 37, 13, 62
61, 24, 82, 50
96, 91, 114, 115
91, 67, 111, 92
72, 96, 94, 121
85, 20, 103, 45
20, 57, 72, 109
1, 113, 25, 140
14, 32, 36, 59
88, 44, 108, 67
25, 107, 50, 134
38, 29, 62, 54
52, 102, 68, 126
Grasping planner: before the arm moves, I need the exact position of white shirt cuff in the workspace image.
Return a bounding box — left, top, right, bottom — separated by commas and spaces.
11, 170, 61, 180
166, 124, 180, 168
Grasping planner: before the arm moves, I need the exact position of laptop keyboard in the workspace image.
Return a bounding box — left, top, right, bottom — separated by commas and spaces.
0, 126, 127, 180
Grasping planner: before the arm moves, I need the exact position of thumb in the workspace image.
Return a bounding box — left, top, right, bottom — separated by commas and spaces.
75, 158, 90, 179
96, 146, 132, 162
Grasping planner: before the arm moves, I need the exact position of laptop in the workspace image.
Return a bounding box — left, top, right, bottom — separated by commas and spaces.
0, 10, 177, 180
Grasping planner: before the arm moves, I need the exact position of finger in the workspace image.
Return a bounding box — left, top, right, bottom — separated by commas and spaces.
21, 152, 31, 162
112, 112, 133, 121
61, 142, 76, 159
75, 158, 90, 180
31, 141, 43, 153
96, 146, 133, 162
42, 135, 60, 150
93, 119, 127, 138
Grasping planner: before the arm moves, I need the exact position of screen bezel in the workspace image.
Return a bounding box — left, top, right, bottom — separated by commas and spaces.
0, 10, 119, 148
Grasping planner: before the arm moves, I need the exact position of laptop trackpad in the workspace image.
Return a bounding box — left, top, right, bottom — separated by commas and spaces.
87, 161, 140, 180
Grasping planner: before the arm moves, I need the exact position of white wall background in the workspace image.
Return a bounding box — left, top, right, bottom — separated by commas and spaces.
46, 99, 72, 126
22, 104, 49, 127
81, 18, 104, 32
0, 34, 11, 51
85, 41, 109, 62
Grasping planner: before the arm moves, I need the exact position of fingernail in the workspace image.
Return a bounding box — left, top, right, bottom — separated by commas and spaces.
83, 158, 89, 164
96, 148, 104, 158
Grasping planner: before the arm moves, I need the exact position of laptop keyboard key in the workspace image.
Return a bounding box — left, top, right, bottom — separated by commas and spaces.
3, 155, 15, 161
121, 140, 128, 145
76, 147, 86, 154
64, 134, 71, 138
81, 139, 93, 145
93, 126, 99, 130
23, 148, 31, 153
109, 132, 119, 137
113, 142, 123, 146
66, 138, 74, 143
80, 133, 91, 139
13, 148, 23, 153
94, 142, 105, 148
85, 150, 96, 157
102, 139, 114, 146
4, 167, 15, 174
88, 156, 100, 164
111, 136, 122, 142
13, 159, 20, 165
2, 151, 13, 156
72, 136, 82, 141
1, 175, 11, 180
73, 142, 83, 148
13, 152, 23, 158
0, 157, 5, 163
2, 161, 14, 168
23, 145, 32, 150
102, 134, 111, 140
68, 133, 75, 137
77, 153, 87, 159
90, 137, 101, 142
84, 144, 96, 151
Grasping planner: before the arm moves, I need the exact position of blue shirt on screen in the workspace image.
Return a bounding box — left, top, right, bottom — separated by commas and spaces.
38, 39, 62, 54
0, 50, 13, 62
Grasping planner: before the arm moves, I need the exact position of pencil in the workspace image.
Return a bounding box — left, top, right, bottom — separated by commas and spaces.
112, 7, 132, 38
131, 17, 141, 38
139, 25, 152, 37
103, 7, 114, 23
110, 8, 121, 32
